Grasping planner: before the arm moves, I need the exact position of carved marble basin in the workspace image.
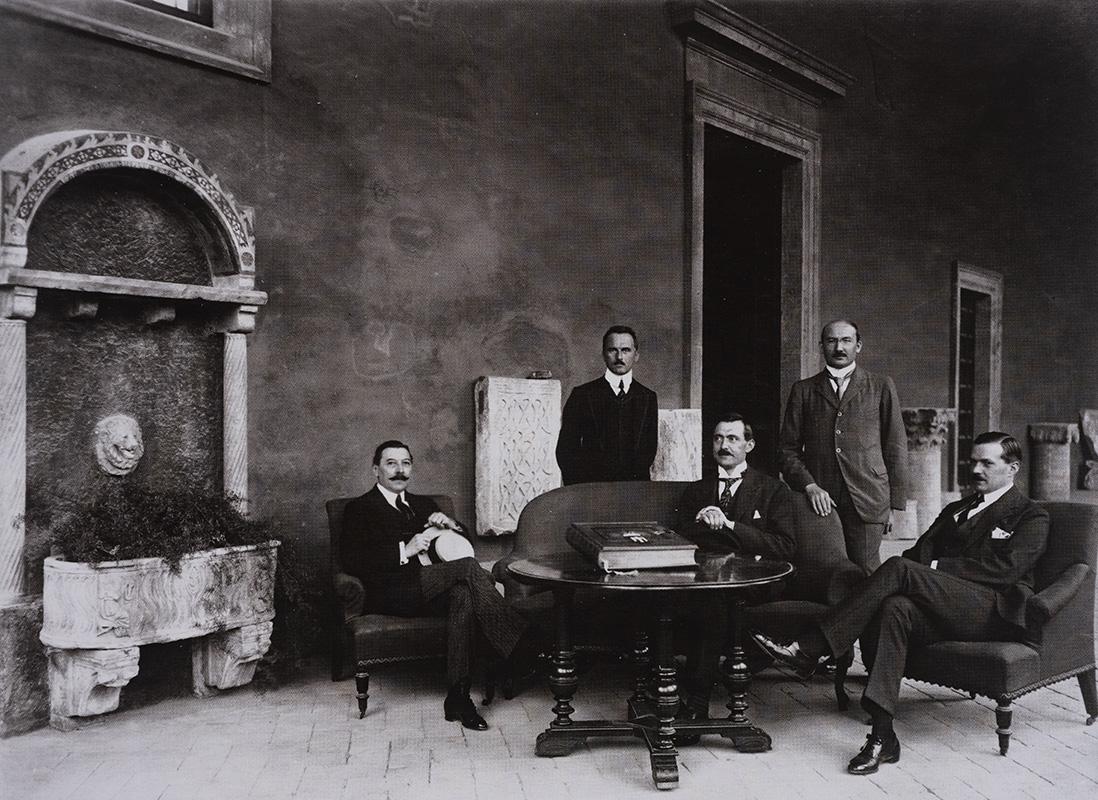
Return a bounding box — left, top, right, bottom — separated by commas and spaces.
41, 540, 279, 649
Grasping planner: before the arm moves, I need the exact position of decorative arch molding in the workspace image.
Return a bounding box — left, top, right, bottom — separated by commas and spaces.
0, 130, 256, 283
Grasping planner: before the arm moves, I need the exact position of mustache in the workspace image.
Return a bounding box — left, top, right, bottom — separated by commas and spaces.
717, 450, 733, 456
390, 473, 409, 481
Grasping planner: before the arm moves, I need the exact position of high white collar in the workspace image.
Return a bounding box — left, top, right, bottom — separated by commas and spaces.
825, 362, 856, 381
604, 369, 633, 393
376, 483, 407, 509
718, 462, 748, 480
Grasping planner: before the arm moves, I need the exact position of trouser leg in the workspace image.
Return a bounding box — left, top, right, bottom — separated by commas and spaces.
680, 595, 726, 713
837, 486, 885, 572
861, 596, 939, 716
816, 556, 1007, 660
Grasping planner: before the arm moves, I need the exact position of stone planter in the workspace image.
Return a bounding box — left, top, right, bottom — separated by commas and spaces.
40, 540, 279, 729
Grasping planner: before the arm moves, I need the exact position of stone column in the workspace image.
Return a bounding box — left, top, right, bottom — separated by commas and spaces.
221, 306, 256, 511
902, 408, 953, 535
1079, 410, 1098, 489
1028, 423, 1079, 501
0, 287, 35, 601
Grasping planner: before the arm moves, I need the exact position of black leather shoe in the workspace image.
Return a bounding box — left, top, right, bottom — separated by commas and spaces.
847, 733, 900, 775
444, 693, 488, 731
750, 632, 821, 680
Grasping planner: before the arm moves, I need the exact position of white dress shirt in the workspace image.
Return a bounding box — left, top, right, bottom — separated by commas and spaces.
604, 369, 633, 395
825, 362, 856, 399
377, 483, 416, 564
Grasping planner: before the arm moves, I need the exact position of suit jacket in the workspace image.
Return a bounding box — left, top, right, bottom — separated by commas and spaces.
902, 485, 1049, 628
674, 465, 797, 561
340, 486, 441, 615
556, 376, 658, 485
778, 366, 908, 523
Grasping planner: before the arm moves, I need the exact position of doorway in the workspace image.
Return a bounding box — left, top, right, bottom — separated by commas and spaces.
701, 127, 793, 476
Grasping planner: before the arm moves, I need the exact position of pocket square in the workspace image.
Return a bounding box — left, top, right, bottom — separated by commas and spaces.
991, 527, 1012, 540
753, 510, 762, 520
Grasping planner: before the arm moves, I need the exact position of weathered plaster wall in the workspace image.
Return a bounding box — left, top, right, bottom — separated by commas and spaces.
0, 0, 1094, 612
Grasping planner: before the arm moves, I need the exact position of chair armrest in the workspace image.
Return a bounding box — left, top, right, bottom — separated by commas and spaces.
1027, 563, 1089, 623
333, 571, 366, 621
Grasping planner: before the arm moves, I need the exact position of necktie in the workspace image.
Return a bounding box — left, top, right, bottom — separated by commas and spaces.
956, 493, 983, 524
718, 476, 742, 511
616, 380, 625, 397
395, 495, 415, 523
831, 374, 849, 400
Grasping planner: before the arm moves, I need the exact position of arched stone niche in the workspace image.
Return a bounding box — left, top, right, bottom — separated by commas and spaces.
0, 131, 267, 602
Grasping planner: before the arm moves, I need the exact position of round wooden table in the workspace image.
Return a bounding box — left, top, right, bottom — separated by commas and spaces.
508, 550, 794, 790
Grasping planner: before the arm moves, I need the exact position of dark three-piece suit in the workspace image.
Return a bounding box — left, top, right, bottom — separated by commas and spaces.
817, 485, 1049, 716
556, 377, 658, 485
779, 366, 908, 570
340, 486, 526, 685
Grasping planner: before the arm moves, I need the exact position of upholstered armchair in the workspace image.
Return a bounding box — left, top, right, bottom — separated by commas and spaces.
858, 501, 1098, 754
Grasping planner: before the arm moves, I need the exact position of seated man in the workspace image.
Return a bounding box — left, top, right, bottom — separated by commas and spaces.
675, 412, 798, 718
340, 439, 531, 731
753, 432, 1048, 774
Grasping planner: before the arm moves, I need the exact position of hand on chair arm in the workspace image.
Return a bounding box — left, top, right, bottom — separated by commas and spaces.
1027, 563, 1089, 623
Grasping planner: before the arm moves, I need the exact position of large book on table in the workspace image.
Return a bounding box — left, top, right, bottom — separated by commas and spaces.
566, 522, 698, 572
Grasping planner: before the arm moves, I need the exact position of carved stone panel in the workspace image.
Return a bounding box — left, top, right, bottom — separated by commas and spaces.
474, 377, 562, 536
650, 409, 702, 482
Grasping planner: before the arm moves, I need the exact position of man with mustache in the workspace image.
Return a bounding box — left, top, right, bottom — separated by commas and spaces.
674, 412, 798, 720
754, 432, 1048, 775
556, 325, 659, 485
340, 440, 530, 731
779, 319, 909, 571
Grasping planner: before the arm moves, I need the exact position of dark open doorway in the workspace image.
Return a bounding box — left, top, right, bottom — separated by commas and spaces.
701, 126, 793, 476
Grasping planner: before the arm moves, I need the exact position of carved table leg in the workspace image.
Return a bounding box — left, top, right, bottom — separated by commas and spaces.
47, 647, 140, 730
191, 621, 273, 697
719, 596, 771, 753
645, 602, 680, 790
536, 588, 585, 757
630, 623, 651, 707
996, 700, 1013, 755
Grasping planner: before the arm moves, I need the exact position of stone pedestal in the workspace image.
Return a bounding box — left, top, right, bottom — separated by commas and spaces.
1028, 423, 1079, 501
1080, 410, 1098, 490
889, 500, 919, 540
903, 408, 953, 534
192, 621, 273, 696
650, 409, 703, 481
46, 647, 140, 730
474, 377, 562, 536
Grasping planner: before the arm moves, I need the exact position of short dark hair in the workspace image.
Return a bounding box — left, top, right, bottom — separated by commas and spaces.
603, 325, 638, 350
973, 431, 1022, 464
372, 439, 413, 465
821, 319, 861, 343
713, 411, 754, 441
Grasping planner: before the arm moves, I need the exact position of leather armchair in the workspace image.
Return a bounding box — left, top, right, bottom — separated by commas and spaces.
857, 501, 1098, 754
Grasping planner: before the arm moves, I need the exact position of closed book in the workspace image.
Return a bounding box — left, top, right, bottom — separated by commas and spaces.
566, 522, 698, 572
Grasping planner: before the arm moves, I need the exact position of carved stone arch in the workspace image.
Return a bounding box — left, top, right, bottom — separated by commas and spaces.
0, 130, 256, 284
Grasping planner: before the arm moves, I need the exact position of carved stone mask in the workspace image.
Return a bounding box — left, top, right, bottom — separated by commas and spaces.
94, 414, 145, 476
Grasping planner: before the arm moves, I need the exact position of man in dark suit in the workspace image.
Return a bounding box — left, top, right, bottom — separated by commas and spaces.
340, 440, 529, 731
675, 412, 797, 719
754, 432, 1048, 775
779, 319, 908, 571
555, 325, 658, 485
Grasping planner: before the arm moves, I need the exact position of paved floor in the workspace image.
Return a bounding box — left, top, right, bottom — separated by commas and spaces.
1, 652, 1095, 800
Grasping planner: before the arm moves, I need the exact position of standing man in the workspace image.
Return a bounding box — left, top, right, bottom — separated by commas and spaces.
556, 325, 658, 485
779, 319, 908, 571
340, 440, 530, 731
675, 412, 798, 719
753, 432, 1049, 775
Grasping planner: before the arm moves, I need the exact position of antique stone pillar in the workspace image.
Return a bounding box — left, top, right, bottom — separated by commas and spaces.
650, 409, 702, 481
0, 287, 35, 601
1079, 410, 1098, 490
902, 408, 953, 534
1028, 423, 1079, 501
222, 306, 257, 510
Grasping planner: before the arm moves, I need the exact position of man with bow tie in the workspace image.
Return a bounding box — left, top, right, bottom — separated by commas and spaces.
779, 319, 909, 571
340, 440, 531, 731
673, 412, 798, 721
555, 325, 659, 485
753, 432, 1048, 775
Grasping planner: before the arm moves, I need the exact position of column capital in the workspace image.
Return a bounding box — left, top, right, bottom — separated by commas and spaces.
1027, 422, 1079, 445
217, 305, 259, 334
0, 286, 36, 319
902, 407, 955, 450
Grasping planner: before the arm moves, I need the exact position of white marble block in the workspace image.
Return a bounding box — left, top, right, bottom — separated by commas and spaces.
474, 377, 562, 536
650, 409, 703, 481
